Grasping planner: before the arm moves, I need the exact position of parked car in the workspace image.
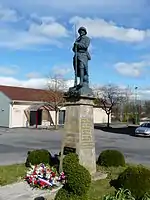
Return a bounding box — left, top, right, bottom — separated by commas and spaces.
135, 123, 150, 137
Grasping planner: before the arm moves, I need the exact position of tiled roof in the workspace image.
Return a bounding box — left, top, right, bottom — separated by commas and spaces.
0, 85, 61, 102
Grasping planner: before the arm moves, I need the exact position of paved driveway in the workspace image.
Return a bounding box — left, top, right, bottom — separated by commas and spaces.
0, 128, 150, 166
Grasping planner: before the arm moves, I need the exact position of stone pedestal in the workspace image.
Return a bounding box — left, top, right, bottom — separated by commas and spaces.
60, 96, 96, 175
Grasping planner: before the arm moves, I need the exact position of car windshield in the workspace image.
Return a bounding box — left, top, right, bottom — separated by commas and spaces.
141, 123, 150, 128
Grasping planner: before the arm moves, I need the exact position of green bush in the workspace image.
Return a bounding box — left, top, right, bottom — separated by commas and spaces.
63, 153, 79, 174
25, 149, 52, 167
97, 150, 125, 167
55, 187, 89, 200
66, 164, 91, 196
55, 153, 91, 199
113, 166, 150, 200
69, 193, 89, 200
54, 187, 69, 200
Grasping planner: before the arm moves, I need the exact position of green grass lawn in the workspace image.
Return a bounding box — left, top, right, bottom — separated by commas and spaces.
0, 164, 26, 186
88, 166, 127, 200
0, 163, 127, 200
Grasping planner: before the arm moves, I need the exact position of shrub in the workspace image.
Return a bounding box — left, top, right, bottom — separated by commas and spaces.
113, 166, 150, 200
55, 153, 90, 199
97, 150, 125, 167
63, 153, 79, 174
25, 149, 52, 167
69, 193, 89, 200
66, 164, 91, 196
55, 187, 89, 200
54, 187, 69, 200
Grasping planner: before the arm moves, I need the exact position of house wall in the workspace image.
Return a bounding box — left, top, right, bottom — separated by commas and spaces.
9, 102, 110, 128
10, 102, 64, 127
93, 107, 111, 124
10, 104, 29, 128
0, 92, 11, 127
10, 103, 52, 127
48, 107, 66, 126
57, 106, 109, 124
50, 106, 110, 125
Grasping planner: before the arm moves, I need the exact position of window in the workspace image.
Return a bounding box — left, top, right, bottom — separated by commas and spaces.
59, 110, 65, 125
146, 123, 150, 128
141, 123, 146, 127
141, 123, 150, 128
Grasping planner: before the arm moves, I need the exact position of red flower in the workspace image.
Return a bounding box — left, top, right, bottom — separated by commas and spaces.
33, 171, 37, 175
51, 172, 55, 177
39, 180, 47, 187
29, 177, 32, 183
34, 179, 38, 185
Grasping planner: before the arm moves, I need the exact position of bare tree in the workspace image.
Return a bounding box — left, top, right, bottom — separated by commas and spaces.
119, 86, 132, 123
94, 84, 126, 127
143, 100, 150, 117
43, 75, 68, 129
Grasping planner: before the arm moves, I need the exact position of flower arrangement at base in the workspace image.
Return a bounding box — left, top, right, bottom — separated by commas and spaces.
24, 163, 65, 190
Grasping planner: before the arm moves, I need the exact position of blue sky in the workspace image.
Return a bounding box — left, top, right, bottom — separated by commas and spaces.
0, 0, 150, 98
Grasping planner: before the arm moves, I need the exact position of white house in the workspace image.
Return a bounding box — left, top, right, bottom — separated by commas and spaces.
0, 85, 109, 128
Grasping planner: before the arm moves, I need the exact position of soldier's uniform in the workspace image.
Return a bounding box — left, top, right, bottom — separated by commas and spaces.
72, 27, 91, 86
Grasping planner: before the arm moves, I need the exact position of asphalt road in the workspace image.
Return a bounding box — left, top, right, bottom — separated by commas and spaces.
0, 127, 150, 166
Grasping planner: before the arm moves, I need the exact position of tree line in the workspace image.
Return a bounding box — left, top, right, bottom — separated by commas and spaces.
94, 84, 150, 127
44, 76, 150, 129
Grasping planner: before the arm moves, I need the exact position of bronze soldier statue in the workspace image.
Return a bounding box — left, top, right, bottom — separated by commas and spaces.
65, 26, 93, 98
72, 27, 91, 87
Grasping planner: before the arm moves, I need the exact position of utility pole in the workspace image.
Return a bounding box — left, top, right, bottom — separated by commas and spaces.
126, 85, 130, 125
134, 86, 138, 125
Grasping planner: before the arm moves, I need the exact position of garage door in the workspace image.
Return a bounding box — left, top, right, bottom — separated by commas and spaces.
12, 108, 23, 127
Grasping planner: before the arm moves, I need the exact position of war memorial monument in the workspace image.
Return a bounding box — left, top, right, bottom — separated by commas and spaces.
60, 27, 97, 175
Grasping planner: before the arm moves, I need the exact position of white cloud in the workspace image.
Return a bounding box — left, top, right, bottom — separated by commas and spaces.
1, 75, 150, 100
0, 77, 48, 89
120, 86, 150, 101
0, 24, 68, 49
26, 72, 42, 79
92, 84, 150, 101
132, 87, 150, 101
0, 65, 19, 75
0, 29, 51, 49
0, 4, 20, 22
0, 76, 74, 90
128, 86, 150, 101
114, 61, 150, 77
51, 65, 72, 77
30, 14, 55, 24
0, 4, 149, 49
0, 11, 69, 49
70, 16, 150, 43
29, 21, 68, 38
